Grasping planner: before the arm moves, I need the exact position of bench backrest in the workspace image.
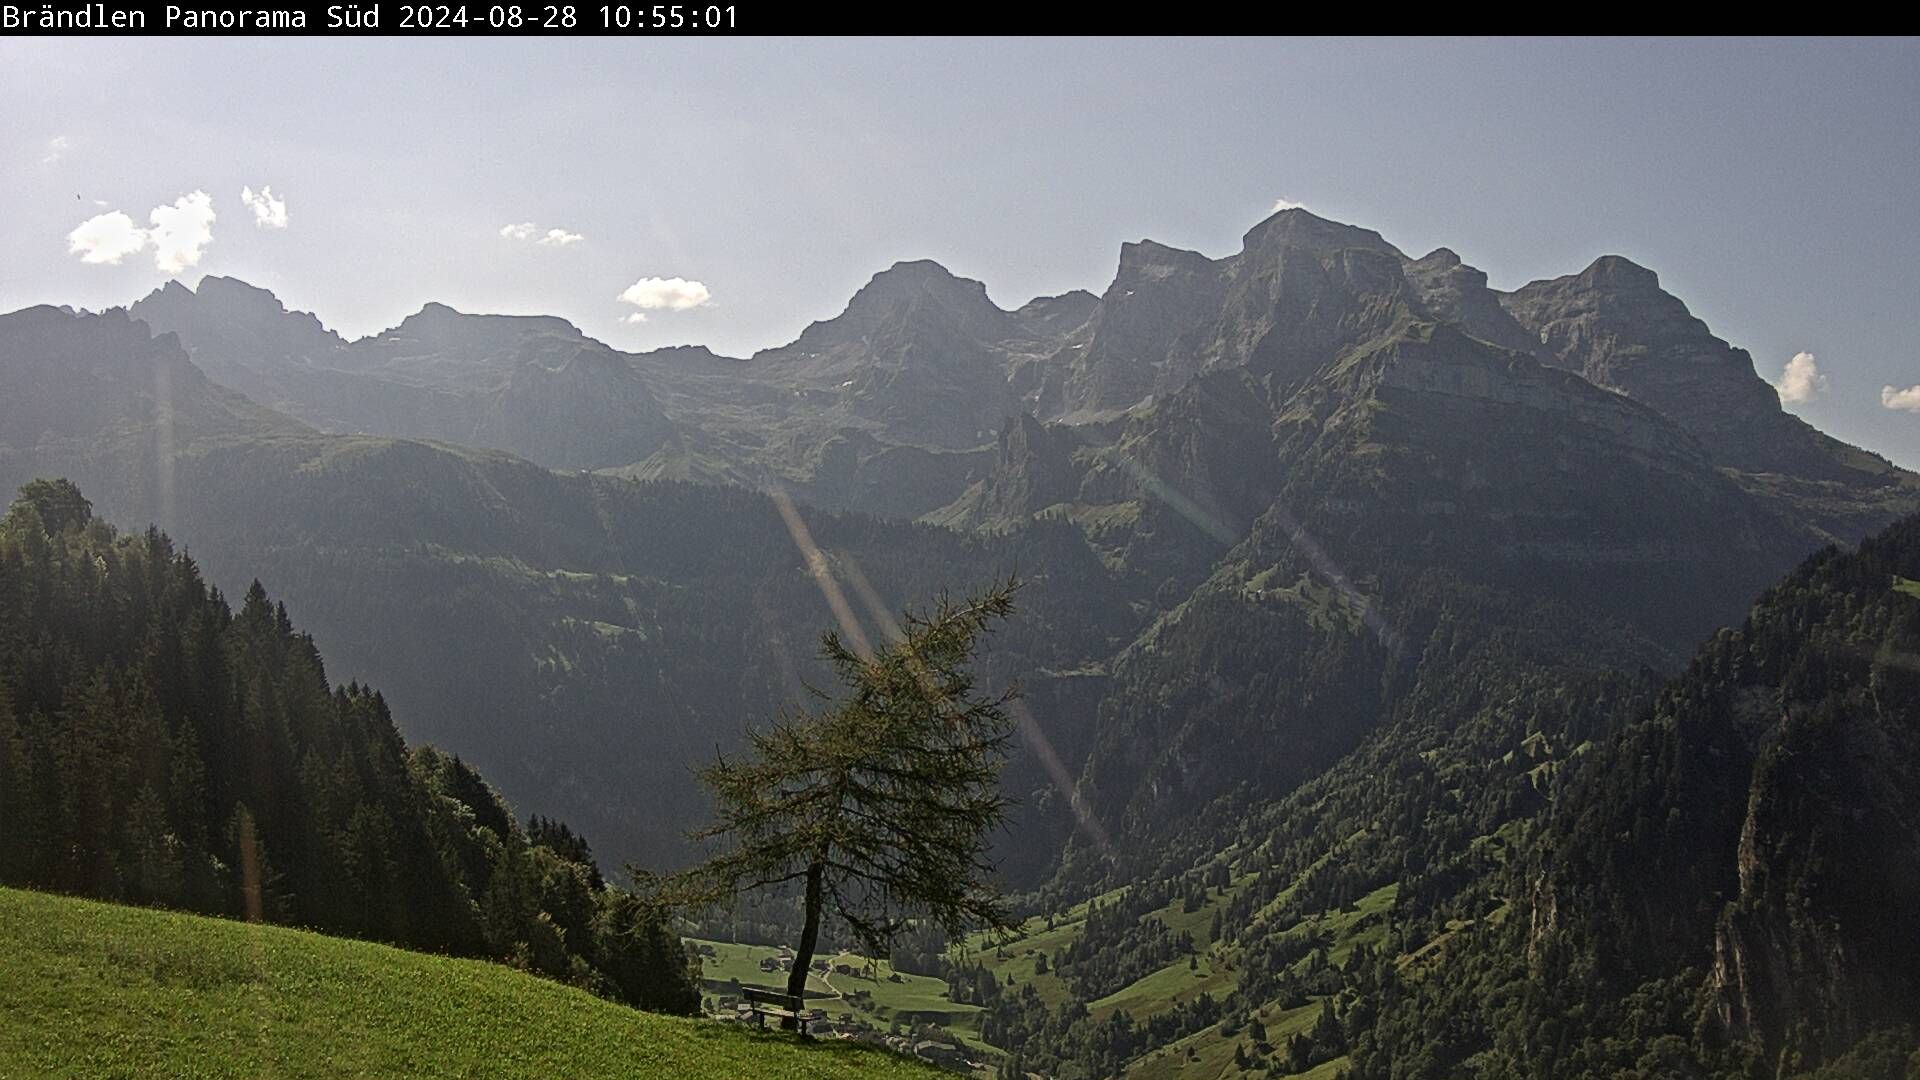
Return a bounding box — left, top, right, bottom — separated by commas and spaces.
741, 986, 803, 1011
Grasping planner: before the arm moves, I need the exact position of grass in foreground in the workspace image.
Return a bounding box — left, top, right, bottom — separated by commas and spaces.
0, 888, 941, 1080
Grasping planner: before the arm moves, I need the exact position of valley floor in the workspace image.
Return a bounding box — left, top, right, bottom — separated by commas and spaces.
694, 876, 1409, 1079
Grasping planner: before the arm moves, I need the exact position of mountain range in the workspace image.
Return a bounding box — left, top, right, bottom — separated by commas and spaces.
3, 206, 1917, 1077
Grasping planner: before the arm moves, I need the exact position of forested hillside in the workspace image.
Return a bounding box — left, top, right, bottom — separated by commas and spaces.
967, 515, 1920, 1080
0, 479, 697, 1014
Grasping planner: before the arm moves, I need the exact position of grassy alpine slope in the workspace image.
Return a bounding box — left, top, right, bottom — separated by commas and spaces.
0, 888, 941, 1080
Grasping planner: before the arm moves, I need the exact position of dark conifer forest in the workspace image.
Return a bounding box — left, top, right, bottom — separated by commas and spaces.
0, 479, 698, 1016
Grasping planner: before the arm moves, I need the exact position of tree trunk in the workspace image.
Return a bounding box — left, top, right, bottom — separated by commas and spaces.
784, 859, 825, 1029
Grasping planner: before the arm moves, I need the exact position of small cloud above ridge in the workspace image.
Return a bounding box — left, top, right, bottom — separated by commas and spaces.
65, 189, 216, 274
1882, 384, 1920, 414
240, 185, 289, 229
1775, 351, 1829, 405
501, 221, 584, 246
618, 276, 711, 312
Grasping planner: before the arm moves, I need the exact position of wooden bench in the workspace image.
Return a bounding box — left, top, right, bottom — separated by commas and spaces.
736, 986, 824, 1034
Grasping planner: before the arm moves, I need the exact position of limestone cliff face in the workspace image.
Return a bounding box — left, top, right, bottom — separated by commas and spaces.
1501, 257, 1874, 482
0, 305, 303, 445
1047, 217, 1914, 547
479, 341, 674, 470
1701, 671, 1920, 1071
1370, 326, 1687, 455
1012, 289, 1100, 340
1051, 314, 1838, 842
742, 260, 1061, 450
1259, 322, 1803, 649
121, 209, 1919, 540
1400, 247, 1542, 356
1512, 519, 1920, 1076
1216, 211, 1416, 392
955, 411, 1086, 526
1053, 209, 1421, 420
1055, 240, 1230, 419
129, 280, 680, 470
130, 276, 347, 408
933, 366, 1282, 593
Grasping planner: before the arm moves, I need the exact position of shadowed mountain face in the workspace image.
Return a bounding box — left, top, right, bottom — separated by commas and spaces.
1502, 256, 1899, 484
131, 282, 674, 471
1057, 321, 1817, 845
1036, 214, 1414, 423
730, 260, 1046, 449
40, 209, 1919, 878
126, 210, 1917, 541
0, 306, 309, 538
942, 219, 1915, 578
1400, 246, 1543, 355
0, 304, 304, 447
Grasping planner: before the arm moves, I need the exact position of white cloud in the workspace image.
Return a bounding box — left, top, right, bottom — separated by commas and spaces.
66, 190, 216, 274
42, 135, 70, 166
66, 210, 149, 264
240, 185, 288, 229
622, 312, 649, 324
501, 221, 583, 246
147, 190, 215, 273
1882, 385, 1920, 414
1271, 197, 1307, 213
618, 276, 712, 312
1774, 351, 1829, 404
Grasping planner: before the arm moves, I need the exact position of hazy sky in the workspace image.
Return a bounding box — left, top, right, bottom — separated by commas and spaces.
3, 37, 1917, 466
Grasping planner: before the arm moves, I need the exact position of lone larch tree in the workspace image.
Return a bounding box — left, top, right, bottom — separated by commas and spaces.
682, 577, 1022, 1010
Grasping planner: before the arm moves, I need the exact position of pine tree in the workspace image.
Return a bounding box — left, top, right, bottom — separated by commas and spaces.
122, 784, 184, 904
12, 478, 91, 535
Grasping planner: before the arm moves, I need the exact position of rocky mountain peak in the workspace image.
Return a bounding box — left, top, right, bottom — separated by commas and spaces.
864, 257, 978, 290
1497, 255, 1898, 483
784, 259, 1013, 354
634, 343, 741, 366
847, 259, 1001, 316
1501, 255, 1702, 344
1402, 248, 1539, 354
130, 276, 344, 358
1406, 247, 1483, 285
1013, 290, 1101, 338
3, 303, 146, 346
194, 274, 292, 309
1114, 240, 1217, 281
386, 303, 583, 346
1239, 207, 1401, 257
1575, 253, 1662, 292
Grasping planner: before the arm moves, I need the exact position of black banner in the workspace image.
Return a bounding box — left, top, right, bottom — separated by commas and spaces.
0, 0, 1188, 36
